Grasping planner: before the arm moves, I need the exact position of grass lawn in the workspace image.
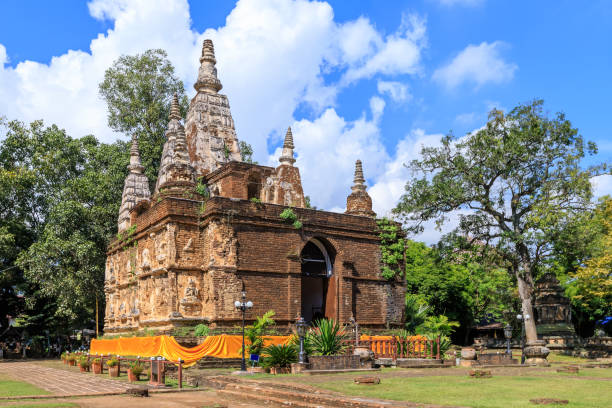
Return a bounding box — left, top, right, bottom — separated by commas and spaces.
313, 373, 612, 408
0, 374, 50, 397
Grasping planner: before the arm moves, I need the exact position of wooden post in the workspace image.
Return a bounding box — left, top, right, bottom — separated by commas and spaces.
429, 339, 433, 359
178, 359, 183, 389
436, 336, 440, 360
95, 296, 99, 338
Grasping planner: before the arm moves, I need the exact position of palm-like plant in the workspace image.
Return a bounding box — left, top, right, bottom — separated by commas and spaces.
245, 310, 276, 355
261, 344, 298, 368
418, 315, 459, 337
311, 318, 348, 356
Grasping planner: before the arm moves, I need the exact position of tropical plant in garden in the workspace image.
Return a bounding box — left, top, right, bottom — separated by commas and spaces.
311, 318, 348, 356
78, 356, 90, 372
128, 361, 144, 381
261, 344, 298, 368
244, 310, 276, 356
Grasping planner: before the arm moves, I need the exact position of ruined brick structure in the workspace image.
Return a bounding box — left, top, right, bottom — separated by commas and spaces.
103, 40, 405, 334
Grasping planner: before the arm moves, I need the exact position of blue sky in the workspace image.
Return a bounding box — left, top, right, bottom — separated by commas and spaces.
1, 0, 611, 241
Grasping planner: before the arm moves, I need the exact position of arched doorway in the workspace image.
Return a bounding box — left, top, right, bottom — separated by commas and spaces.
300, 238, 335, 322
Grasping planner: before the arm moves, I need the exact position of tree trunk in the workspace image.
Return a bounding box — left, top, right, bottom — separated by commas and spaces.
516, 269, 538, 343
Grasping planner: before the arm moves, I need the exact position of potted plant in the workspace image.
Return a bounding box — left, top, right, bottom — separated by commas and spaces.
307, 319, 362, 371
106, 357, 120, 377
92, 358, 102, 374
262, 344, 297, 375
78, 356, 91, 373
127, 361, 144, 382
67, 354, 77, 366
61, 352, 67, 364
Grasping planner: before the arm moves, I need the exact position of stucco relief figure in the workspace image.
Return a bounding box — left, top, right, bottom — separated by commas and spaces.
141, 248, 150, 270
183, 237, 194, 253
181, 278, 199, 304
119, 302, 126, 316
180, 278, 202, 316
155, 231, 167, 262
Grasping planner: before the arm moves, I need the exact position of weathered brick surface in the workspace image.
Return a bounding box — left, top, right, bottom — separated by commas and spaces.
104, 193, 405, 333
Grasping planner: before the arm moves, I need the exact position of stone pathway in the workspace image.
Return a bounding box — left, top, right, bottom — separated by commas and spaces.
0, 362, 131, 396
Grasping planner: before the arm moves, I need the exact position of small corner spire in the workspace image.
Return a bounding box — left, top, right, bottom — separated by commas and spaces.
283, 127, 294, 149
353, 159, 365, 188
128, 136, 144, 174
279, 127, 296, 165
169, 93, 181, 120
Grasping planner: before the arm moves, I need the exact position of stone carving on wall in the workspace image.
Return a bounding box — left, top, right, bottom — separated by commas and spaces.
180, 278, 202, 316
141, 248, 150, 271
183, 237, 194, 253
154, 231, 167, 262
207, 221, 237, 268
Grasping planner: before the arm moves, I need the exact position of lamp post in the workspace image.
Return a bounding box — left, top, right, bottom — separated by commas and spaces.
503, 324, 513, 356
296, 317, 307, 364
234, 290, 253, 372
517, 314, 530, 365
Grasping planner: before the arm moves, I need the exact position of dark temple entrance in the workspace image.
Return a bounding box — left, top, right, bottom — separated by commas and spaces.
300, 238, 336, 322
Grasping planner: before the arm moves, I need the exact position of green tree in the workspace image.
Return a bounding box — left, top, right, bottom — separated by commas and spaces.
0, 118, 128, 332
99, 49, 188, 186
395, 100, 605, 344
239, 140, 256, 164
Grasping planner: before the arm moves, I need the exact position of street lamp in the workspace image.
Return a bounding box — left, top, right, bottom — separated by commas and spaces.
503, 324, 513, 356
296, 317, 307, 364
235, 290, 253, 372
517, 314, 530, 364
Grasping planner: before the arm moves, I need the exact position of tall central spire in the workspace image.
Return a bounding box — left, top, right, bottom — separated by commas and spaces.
195, 39, 222, 93
185, 39, 241, 177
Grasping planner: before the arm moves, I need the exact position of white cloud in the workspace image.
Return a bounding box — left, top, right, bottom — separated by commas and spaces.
433, 41, 517, 89
0, 0, 427, 167
377, 80, 410, 102
341, 14, 426, 84
591, 174, 612, 198
269, 99, 390, 211
368, 129, 443, 218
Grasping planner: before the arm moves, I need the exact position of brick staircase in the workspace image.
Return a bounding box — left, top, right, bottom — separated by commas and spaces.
206, 375, 459, 408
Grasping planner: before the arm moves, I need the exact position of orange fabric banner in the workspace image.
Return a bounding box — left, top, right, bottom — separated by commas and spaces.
90, 334, 292, 366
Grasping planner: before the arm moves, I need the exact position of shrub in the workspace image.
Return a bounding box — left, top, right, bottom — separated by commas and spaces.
250, 197, 262, 204
129, 361, 145, 376
245, 310, 276, 356
172, 326, 192, 337
417, 315, 459, 337
262, 344, 298, 368
311, 318, 348, 356
194, 323, 210, 337
106, 357, 119, 367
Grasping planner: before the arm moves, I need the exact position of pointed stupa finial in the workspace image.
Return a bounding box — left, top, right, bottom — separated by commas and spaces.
279, 127, 296, 165
346, 159, 375, 217
195, 39, 222, 93
128, 136, 144, 174
154, 97, 196, 196
169, 93, 181, 120
353, 159, 365, 188
118, 136, 150, 232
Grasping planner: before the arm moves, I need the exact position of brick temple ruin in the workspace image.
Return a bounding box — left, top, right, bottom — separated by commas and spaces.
103, 40, 405, 334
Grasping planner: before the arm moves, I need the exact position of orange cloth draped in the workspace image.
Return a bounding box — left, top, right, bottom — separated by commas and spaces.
90, 334, 292, 366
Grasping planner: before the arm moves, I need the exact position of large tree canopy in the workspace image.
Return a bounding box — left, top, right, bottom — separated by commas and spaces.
0, 118, 128, 332
395, 100, 605, 343
99, 49, 188, 186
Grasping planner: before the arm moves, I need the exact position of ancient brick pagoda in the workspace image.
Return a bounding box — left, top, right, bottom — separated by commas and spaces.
103, 40, 405, 334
